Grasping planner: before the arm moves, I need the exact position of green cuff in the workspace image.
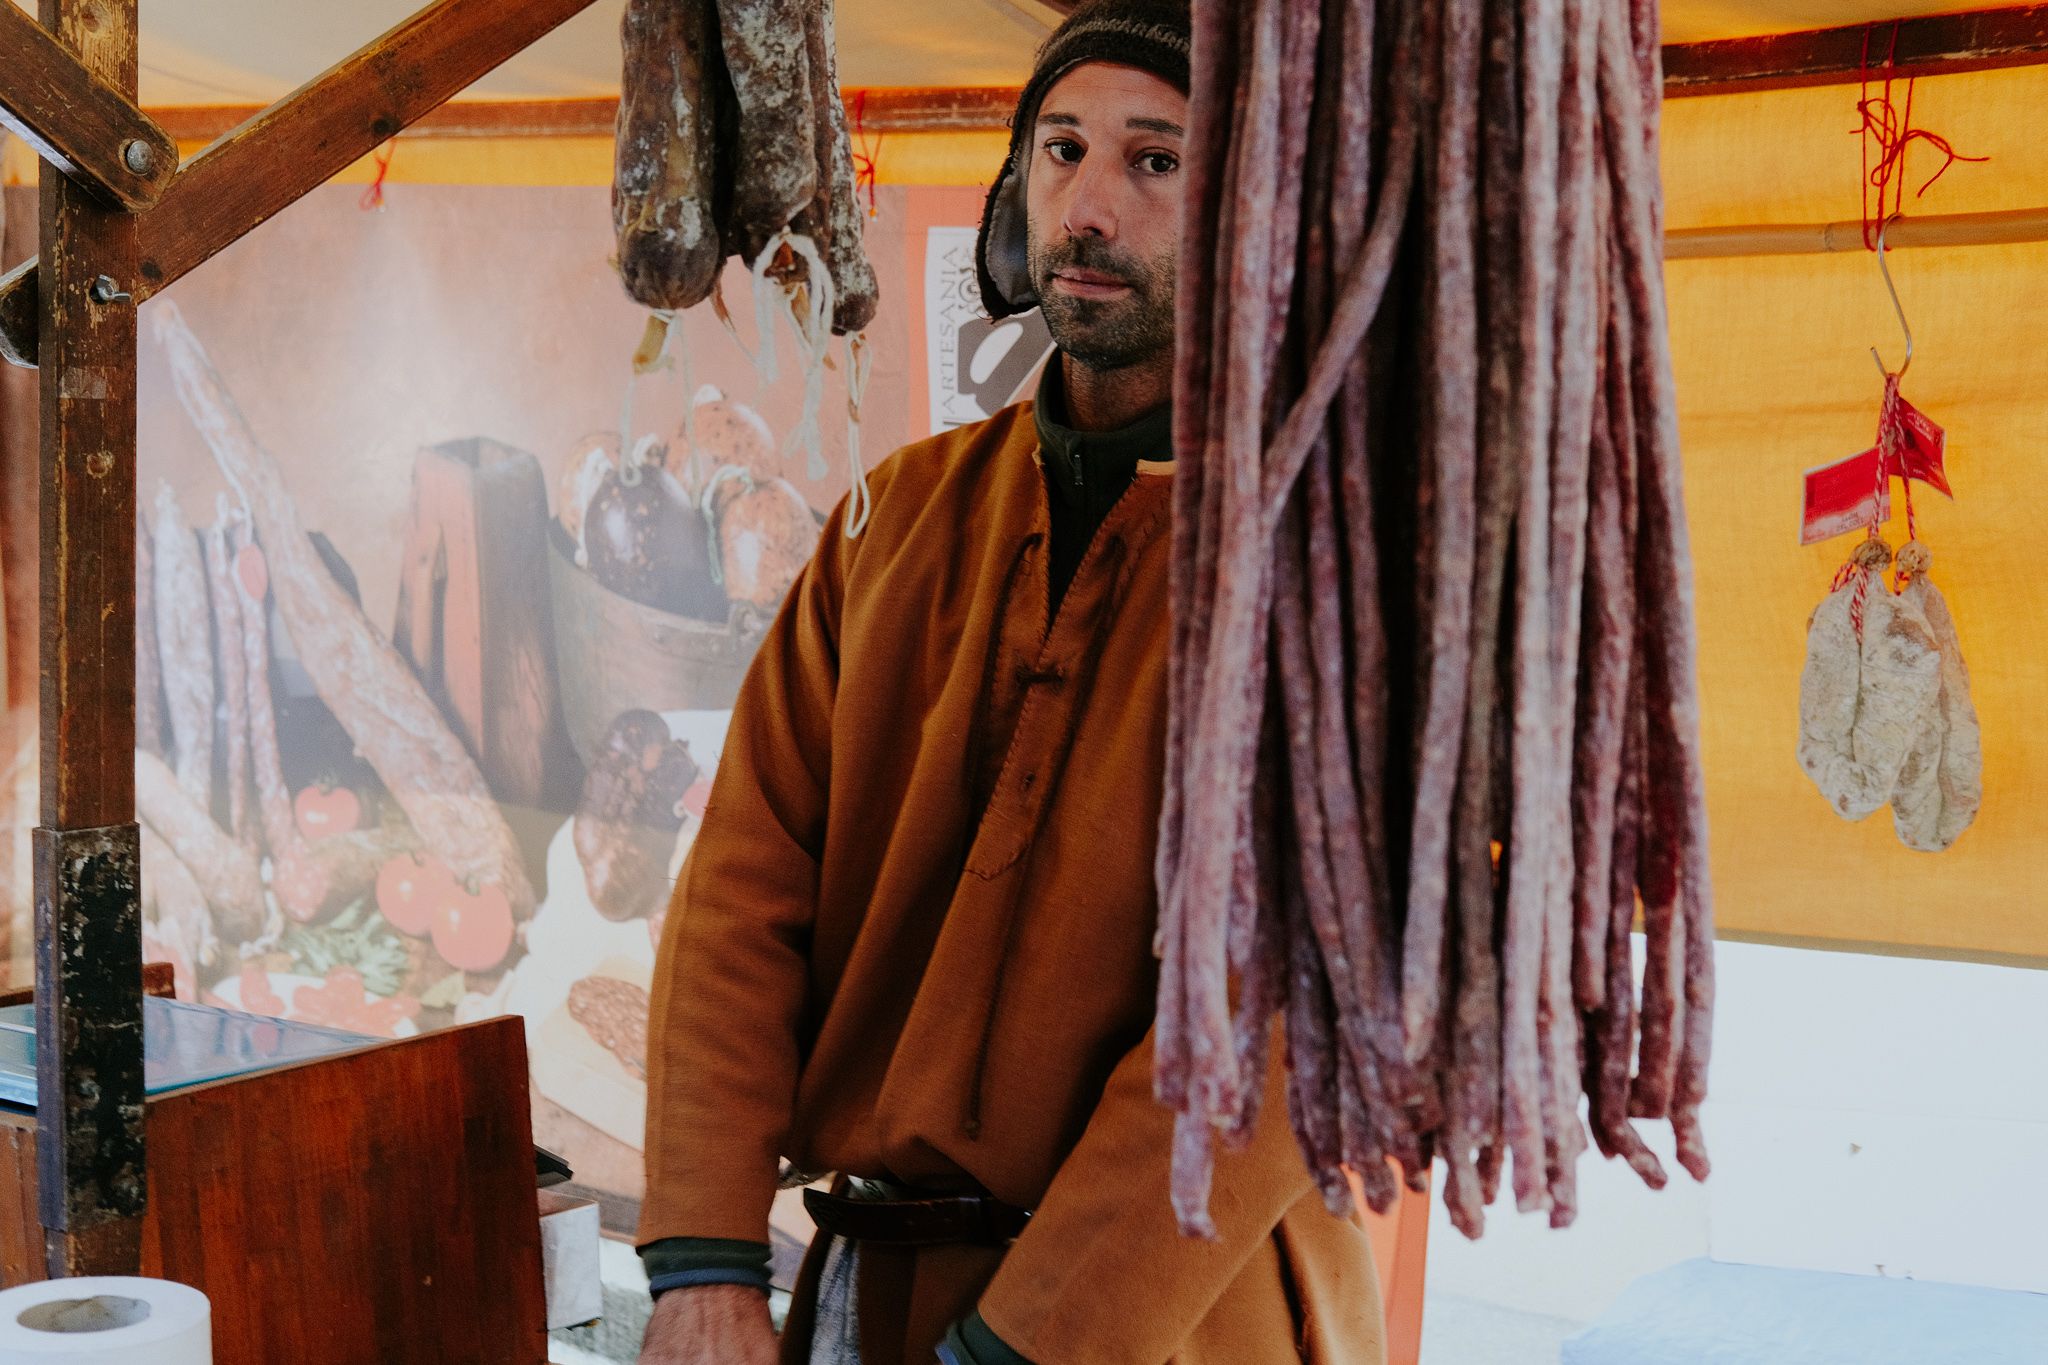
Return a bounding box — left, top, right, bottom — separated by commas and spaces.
939, 1310, 1033, 1365
639, 1236, 773, 1298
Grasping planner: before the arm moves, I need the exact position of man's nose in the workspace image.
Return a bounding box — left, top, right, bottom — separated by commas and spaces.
1061, 160, 1118, 240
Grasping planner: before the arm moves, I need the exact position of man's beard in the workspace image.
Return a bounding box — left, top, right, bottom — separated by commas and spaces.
1028, 233, 1178, 373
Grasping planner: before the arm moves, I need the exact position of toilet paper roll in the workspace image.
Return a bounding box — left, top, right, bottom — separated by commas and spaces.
0, 1276, 210, 1363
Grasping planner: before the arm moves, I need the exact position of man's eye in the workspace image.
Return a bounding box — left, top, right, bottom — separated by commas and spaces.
1139, 152, 1180, 176
1045, 139, 1083, 164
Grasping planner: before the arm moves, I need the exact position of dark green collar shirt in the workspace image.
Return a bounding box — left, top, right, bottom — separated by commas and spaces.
1032, 358, 1173, 612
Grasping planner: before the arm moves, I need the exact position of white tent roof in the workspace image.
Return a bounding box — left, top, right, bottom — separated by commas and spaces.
2, 0, 2014, 106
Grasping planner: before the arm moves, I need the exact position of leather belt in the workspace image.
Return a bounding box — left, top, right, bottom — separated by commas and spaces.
803, 1185, 1032, 1247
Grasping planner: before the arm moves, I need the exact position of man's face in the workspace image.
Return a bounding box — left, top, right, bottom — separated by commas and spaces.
1024, 63, 1188, 374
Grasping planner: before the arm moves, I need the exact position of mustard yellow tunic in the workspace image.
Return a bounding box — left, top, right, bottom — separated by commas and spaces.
642, 400, 1385, 1364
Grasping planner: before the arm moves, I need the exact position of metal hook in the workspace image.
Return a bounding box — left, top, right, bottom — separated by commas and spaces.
1869, 216, 1913, 381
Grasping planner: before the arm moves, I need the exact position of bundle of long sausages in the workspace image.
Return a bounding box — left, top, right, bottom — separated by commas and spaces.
1155, 0, 1713, 1239
612, 0, 876, 334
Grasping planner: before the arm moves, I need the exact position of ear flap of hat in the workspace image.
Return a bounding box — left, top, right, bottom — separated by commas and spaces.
976, 154, 1039, 321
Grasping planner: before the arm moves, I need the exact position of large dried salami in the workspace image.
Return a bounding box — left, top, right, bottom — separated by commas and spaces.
614, 0, 729, 312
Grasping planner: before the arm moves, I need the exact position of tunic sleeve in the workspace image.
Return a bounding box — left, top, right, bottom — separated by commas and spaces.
975, 1028, 1314, 1363
637, 498, 852, 1247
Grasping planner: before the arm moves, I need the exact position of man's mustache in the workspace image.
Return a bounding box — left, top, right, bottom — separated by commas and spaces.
1036, 238, 1147, 289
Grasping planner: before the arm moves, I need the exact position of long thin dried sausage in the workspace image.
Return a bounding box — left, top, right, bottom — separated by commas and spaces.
1399, 0, 1481, 1066
1273, 485, 1388, 1155
1440, 0, 1519, 1241
1572, 185, 1630, 1017
1598, 0, 1712, 1144
1175, 0, 1289, 1137
1539, 0, 1603, 1222
1498, 0, 1567, 1216
203, 519, 254, 850
136, 747, 263, 946
152, 483, 213, 811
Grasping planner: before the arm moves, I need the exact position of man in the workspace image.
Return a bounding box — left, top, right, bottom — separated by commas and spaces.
636, 3, 1383, 1361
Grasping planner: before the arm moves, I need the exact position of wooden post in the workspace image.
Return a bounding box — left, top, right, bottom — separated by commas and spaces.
34, 0, 145, 1278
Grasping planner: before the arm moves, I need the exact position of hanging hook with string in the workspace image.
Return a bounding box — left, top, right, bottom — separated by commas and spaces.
1869, 215, 1913, 380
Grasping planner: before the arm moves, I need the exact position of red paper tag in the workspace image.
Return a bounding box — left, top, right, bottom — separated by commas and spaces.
1887, 396, 1952, 497
1801, 447, 1891, 546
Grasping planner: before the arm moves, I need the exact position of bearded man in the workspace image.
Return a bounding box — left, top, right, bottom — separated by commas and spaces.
636, 3, 1385, 1361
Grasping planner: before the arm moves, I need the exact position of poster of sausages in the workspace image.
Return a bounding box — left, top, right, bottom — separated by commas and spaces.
0, 181, 995, 1233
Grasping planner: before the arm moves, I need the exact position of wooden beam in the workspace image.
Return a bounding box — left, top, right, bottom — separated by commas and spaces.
843, 86, 1020, 133
1666, 205, 2048, 259
146, 86, 1025, 146
1664, 4, 2048, 98
34, 0, 145, 1280
0, 1, 176, 210
150, 99, 626, 144
0, 0, 607, 369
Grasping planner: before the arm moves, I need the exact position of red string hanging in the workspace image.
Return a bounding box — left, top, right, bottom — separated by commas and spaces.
359, 139, 397, 212
850, 90, 882, 218
1885, 373, 1922, 590
1818, 25, 1981, 633
1856, 23, 1988, 250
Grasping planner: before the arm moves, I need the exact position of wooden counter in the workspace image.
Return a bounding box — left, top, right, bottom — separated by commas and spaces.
0, 1013, 547, 1364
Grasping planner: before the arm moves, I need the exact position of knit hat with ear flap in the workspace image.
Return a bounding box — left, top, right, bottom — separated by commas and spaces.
974, 0, 1193, 320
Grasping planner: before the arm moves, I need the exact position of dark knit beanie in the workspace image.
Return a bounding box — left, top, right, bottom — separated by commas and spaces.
974, 0, 1193, 320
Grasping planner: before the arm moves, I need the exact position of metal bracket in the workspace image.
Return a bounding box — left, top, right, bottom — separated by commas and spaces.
34, 823, 146, 1238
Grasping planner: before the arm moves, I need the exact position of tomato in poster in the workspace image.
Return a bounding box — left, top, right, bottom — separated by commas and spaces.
431, 880, 515, 973
295, 784, 361, 841
377, 854, 452, 938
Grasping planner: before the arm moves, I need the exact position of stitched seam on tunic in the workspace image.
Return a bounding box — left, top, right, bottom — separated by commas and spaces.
964, 533, 1046, 834
964, 485, 1170, 881
966, 537, 1136, 1134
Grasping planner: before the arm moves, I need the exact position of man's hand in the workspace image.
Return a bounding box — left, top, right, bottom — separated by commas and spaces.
637, 1284, 778, 1365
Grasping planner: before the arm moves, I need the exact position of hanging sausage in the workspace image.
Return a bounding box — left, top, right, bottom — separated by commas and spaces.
611, 0, 878, 517
1155, 0, 1716, 1239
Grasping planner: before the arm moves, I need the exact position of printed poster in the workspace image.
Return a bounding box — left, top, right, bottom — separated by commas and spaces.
0, 182, 998, 1240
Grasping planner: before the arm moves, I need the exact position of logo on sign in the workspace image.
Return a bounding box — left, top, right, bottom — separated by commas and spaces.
925, 227, 1055, 434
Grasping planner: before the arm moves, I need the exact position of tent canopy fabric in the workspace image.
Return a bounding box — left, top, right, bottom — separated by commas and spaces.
0, 0, 2019, 106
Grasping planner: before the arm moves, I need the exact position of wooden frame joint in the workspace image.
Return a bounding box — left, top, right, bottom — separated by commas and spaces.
0, 1, 176, 210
